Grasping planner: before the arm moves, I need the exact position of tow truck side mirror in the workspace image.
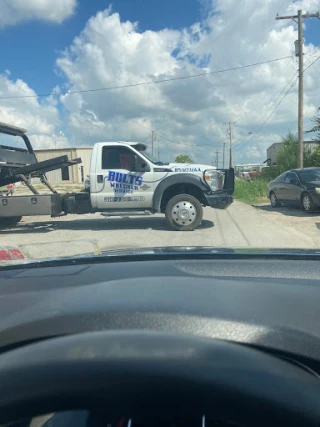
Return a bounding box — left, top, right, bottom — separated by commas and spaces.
132, 155, 150, 172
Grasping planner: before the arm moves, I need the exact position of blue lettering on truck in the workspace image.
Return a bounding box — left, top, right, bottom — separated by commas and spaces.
106, 171, 143, 194
107, 171, 143, 186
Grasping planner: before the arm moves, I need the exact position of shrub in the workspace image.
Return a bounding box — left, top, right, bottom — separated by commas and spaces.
234, 178, 269, 204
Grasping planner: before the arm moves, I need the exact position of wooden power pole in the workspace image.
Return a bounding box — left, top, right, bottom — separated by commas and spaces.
276, 10, 319, 168
215, 149, 219, 168
228, 122, 234, 168
222, 141, 226, 168
151, 131, 156, 156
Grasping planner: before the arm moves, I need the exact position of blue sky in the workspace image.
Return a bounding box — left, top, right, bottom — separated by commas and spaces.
0, 0, 319, 163
0, 0, 203, 95
1, 0, 319, 97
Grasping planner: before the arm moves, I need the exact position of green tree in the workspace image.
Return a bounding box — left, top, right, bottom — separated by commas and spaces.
276, 132, 313, 172
175, 154, 194, 163
306, 107, 320, 142
309, 145, 320, 166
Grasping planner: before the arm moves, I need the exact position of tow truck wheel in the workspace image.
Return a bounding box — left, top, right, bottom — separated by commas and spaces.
165, 194, 203, 231
0, 216, 22, 230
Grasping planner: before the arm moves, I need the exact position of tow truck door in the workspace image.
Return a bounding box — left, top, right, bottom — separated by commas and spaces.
90, 144, 154, 209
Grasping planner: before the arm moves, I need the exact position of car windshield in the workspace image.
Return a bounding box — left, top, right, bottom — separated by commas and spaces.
140, 149, 166, 165
0, 0, 320, 266
298, 169, 320, 183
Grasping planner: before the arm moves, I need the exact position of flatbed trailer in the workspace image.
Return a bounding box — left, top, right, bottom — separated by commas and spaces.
0, 122, 87, 228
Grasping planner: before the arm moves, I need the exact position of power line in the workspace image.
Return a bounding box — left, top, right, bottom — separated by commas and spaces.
234, 33, 319, 156
235, 70, 298, 150
255, 0, 288, 63
0, 56, 293, 100
306, 0, 319, 14
303, 54, 320, 73
249, 56, 294, 116
142, 133, 151, 142
156, 132, 227, 148
156, 133, 210, 147
234, 76, 298, 152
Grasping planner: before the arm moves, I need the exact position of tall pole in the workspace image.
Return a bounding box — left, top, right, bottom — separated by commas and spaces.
151, 131, 155, 156
222, 141, 226, 168
276, 10, 319, 169
297, 10, 304, 168
216, 149, 219, 168
229, 122, 233, 168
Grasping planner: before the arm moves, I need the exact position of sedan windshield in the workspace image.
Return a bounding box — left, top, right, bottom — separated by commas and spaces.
298, 169, 320, 183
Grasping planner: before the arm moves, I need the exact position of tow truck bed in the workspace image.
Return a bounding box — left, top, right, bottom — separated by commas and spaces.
0, 154, 81, 186
0, 122, 81, 187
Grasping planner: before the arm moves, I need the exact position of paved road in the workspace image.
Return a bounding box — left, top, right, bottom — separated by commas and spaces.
1, 200, 319, 262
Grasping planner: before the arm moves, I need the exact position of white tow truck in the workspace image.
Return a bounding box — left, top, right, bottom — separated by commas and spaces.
0, 123, 234, 231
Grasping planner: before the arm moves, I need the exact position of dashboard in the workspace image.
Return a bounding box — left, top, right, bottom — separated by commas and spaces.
1, 252, 320, 426
1, 255, 320, 363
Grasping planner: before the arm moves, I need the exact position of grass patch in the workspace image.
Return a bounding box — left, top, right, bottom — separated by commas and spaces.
234, 178, 269, 205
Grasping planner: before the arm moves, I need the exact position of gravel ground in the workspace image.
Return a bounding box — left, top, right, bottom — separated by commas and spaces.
1, 200, 319, 264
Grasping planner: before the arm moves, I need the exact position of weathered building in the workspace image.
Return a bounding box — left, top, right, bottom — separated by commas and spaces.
266, 141, 319, 165
34, 147, 93, 184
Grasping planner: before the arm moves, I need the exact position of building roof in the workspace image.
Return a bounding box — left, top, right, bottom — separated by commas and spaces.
267, 140, 318, 150
34, 147, 93, 152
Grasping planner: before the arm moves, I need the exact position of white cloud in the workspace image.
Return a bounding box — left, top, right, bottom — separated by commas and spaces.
2, 0, 320, 165
0, 0, 77, 27
0, 74, 65, 149
52, 0, 320, 165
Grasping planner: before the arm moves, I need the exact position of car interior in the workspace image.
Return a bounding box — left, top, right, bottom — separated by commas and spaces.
0, 251, 320, 427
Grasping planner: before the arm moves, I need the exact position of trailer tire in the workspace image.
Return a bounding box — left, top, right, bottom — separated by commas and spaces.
0, 216, 22, 230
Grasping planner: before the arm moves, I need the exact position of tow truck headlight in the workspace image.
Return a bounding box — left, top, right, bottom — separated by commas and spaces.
204, 169, 225, 191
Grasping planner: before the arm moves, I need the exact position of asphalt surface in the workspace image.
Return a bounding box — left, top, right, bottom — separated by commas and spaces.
1, 200, 319, 262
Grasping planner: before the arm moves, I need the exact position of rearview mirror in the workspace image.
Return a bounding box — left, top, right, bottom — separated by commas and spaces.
132, 155, 150, 172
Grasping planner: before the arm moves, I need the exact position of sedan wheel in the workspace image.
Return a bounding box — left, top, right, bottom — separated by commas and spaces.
302, 193, 314, 212
270, 192, 279, 208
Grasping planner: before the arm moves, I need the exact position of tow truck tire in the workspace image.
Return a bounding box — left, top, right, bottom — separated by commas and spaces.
0, 216, 22, 230
165, 194, 203, 231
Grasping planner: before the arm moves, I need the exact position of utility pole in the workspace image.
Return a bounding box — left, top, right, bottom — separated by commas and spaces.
227, 122, 234, 168
222, 141, 226, 168
151, 131, 156, 156
215, 149, 219, 168
276, 10, 319, 168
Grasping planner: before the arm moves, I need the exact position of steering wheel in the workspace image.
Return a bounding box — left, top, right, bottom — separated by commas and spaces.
0, 331, 319, 426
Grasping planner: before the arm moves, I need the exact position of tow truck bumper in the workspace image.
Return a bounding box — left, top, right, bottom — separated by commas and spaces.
204, 191, 233, 210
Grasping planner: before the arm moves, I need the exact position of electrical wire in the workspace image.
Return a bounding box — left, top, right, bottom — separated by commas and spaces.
234, 52, 319, 154
303, 54, 320, 72
234, 70, 298, 150
0, 56, 293, 100
306, 0, 319, 14
234, 75, 298, 152
142, 133, 151, 142
156, 133, 210, 147
156, 132, 228, 148
249, 56, 295, 115
255, 0, 288, 63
